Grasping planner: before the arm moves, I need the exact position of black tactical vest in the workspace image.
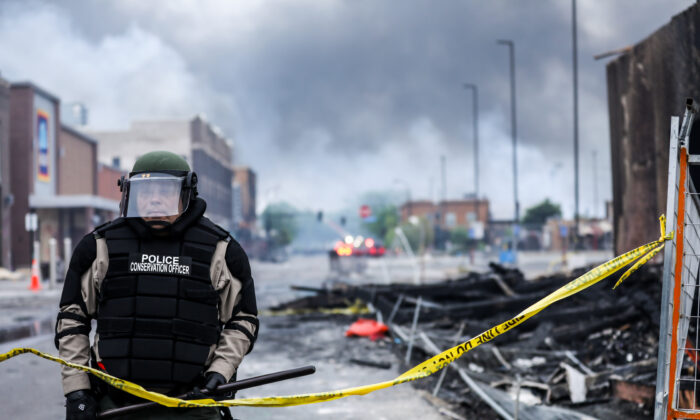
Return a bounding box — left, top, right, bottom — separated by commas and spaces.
95, 216, 229, 389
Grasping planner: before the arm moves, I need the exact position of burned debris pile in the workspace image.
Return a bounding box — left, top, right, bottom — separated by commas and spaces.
275, 262, 663, 419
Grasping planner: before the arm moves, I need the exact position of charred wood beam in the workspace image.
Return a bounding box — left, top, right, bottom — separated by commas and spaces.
550, 307, 639, 342
440, 292, 549, 315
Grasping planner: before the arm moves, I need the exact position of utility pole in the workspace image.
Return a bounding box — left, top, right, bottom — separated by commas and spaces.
463, 84, 479, 200
497, 39, 519, 261
497, 40, 519, 225
572, 0, 580, 229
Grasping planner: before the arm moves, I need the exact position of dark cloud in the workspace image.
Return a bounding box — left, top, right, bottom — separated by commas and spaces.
0, 0, 693, 217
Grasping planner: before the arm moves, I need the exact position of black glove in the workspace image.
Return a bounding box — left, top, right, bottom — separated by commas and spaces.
65, 389, 97, 420
188, 372, 227, 400
204, 372, 227, 392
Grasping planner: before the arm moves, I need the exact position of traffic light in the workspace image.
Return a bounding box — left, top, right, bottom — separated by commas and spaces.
317, 211, 323, 222
340, 216, 346, 226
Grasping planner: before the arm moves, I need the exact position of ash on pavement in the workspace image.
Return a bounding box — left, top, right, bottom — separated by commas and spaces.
234, 314, 446, 420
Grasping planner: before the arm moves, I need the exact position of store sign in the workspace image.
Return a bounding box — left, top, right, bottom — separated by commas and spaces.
36, 109, 50, 182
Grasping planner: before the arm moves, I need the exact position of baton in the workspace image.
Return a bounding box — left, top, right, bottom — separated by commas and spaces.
97, 365, 316, 418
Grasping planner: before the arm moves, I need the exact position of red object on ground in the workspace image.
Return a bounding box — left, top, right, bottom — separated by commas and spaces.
345, 318, 388, 341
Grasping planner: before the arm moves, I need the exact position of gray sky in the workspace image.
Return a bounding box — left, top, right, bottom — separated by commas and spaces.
0, 0, 693, 218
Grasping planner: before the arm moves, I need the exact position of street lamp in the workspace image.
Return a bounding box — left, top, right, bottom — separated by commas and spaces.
497, 38, 519, 262
463, 83, 479, 200
496, 39, 519, 226
572, 0, 580, 231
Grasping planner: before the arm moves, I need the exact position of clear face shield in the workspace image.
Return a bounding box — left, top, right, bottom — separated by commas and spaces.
119, 173, 192, 221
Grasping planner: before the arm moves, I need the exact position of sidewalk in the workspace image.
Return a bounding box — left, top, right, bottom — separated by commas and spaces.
0, 276, 61, 344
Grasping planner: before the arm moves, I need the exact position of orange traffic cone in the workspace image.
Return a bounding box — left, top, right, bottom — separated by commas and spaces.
29, 258, 42, 291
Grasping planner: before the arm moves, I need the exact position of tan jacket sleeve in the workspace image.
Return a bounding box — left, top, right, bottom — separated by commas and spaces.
56, 237, 108, 395
206, 240, 258, 381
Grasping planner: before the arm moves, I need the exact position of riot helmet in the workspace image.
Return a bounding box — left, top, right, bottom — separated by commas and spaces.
118, 151, 197, 225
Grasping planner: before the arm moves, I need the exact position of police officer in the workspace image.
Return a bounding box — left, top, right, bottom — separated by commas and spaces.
56, 151, 258, 419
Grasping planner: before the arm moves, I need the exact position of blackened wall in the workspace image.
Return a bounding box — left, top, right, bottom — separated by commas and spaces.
607, 4, 700, 253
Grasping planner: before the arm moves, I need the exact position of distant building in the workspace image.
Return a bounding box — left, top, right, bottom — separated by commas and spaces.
9, 82, 118, 268
233, 167, 256, 230
543, 218, 613, 252
97, 162, 126, 202
399, 198, 489, 228
0, 77, 12, 268
232, 183, 243, 228
88, 116, 235, 230
56, 125, 120, 253
399, 200, 436, 222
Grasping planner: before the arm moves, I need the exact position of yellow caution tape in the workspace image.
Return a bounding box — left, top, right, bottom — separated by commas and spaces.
0, 216, 674, 408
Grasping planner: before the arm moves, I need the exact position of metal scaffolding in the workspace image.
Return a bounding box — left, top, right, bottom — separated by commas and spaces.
656, 98, 700, 419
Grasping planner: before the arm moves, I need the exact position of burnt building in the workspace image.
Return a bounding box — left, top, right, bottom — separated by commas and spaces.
607, 3, 700, 253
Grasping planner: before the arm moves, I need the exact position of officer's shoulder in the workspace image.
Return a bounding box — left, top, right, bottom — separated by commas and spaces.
193, 217, 231, 242
70, 232, 98, 268
225, 236, 250, 271
92, 218, 128, 238
226, 236, 246, 255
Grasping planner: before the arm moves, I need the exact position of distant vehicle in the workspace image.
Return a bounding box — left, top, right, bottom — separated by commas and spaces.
329, 236, 384, 274
332, 237, 385, 258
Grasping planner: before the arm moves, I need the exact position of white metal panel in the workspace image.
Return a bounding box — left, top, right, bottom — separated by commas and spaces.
656, 116, 681, 419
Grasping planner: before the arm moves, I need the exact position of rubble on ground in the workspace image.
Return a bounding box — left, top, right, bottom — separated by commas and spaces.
273, 262, 662, 419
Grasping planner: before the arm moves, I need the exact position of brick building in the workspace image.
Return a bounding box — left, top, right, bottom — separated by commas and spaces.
399, 198, 489, 228
9, 82, 119, 268
0, 77, 12, 268
97, 162, 126, 202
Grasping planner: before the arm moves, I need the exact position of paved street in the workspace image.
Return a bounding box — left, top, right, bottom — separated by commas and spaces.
0, 254, 449, 419
0, 251, 613, 419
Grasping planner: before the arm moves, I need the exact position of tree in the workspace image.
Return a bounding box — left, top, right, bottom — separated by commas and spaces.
449, 227, 473, 251
262, 202, 299, 246
522, 199, 562, 226
365, 205, 400, 244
